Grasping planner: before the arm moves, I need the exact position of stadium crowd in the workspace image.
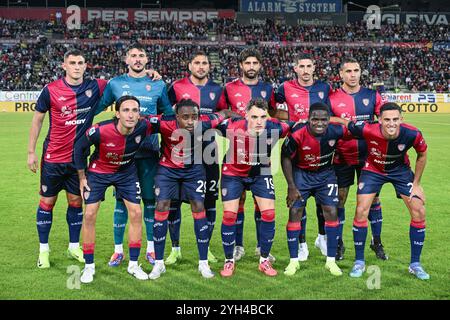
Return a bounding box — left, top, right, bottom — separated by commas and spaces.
0, 17, 449, 92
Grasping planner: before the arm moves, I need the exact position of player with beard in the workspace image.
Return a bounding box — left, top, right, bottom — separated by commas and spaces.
275, 53, 332, 262
95, 43, 173, 268
165, 51, 227, 265
218, 48, 277, 263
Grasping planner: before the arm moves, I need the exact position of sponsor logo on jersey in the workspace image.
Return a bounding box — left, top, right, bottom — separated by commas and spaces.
135, 135, 141, 144
209, 92, 216, 100
57, 96, 67, 101
234, 93, 242, 97
85, 90, 92, 98
122, 84, 130, 89
65, 119, 86, 126
222, 188, 227, 197
358, 182, 365, 190
318, 91, 324, 99
338, 103, 346, 108
362, 98, 369, 106
261, 90, 267, 99
398, 144, 405, 151
146, 85, 151, 91
60, 106, 72, 117
106, 143, 116, 147
182, 93, 190, 99
42, 185, 47, 193
328, 139, 336, 147
302, 146, 311, 150
305, 154, 315, 161
291, 94, 299, 98
370, 140, 379, 145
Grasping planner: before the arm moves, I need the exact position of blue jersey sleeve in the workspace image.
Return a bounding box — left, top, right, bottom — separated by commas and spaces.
74, 125, 99, 170
347, 121, 366, 139
95, 80, 115, 115
157, 83, 174, 116
275, 84, 286, 103
35, 86, 50, 113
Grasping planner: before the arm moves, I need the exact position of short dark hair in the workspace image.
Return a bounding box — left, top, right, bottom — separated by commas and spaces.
294, 53, 314, 64
64, 49, 84, 61
127, 42, 147, 55
189, 50, 209, 64
380, 102, 402, 115
246, 98, 268, 112
175, 98, 200, 113
115, 95, 140, 112
238, 48, 262, 64
309, 102, 330, 117
339, 57, 359, 70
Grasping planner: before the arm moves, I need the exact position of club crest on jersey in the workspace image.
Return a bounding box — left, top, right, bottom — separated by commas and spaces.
146, 85, 151, 91
358, 182, 365, 190
222, 188, 228, 197
85, 90, 92, 98
209, 92, 216, 100
154, 187, 160, 196
135, 135, 141, 144
362, 99, 369, 106
318, 91, 324, 99
89, 127, 96, 136
84, 191, 90, 200
398, 144, 405, 151
42, 185, 47, 193
261, 91, 267, 99
328, 139, 336, 147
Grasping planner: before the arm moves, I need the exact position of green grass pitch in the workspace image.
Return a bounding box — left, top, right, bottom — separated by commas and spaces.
0, 112, 449, 300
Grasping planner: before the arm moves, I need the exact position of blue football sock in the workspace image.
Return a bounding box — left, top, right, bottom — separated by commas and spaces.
129, 241, 141, 262
287, 222, 301, 258
254, 208, 262, 248
206, 207, 216, 242
259, 210, 275, 258
221, 211, 237, 260
410, 220, 426, 264
154, 211, 169, 260
36, 201, 53, 244
193, 211, 209, 261
325, 221, 339, 258
299, 208, 307, 243
235, 210, 244, 247
337, 207, 346, 242
369, 202, 383, 242
66, 205, 83, 243
168, 200, 181, 247
353, 219, 368, 262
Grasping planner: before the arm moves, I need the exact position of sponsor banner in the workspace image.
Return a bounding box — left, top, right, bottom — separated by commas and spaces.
382, 93, 450, 113
236, 12, 346, 26
348, 11, 450, 25
433, 42, 450, 51
0, 101, 115, 113
239, 0, 342, 13
258, 41, 430, 48
0, 8, 235, 22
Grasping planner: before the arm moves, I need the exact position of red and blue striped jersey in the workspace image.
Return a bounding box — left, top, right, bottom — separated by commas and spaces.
329, 87, 383, 166
283, 123, 352, 172
217, 118, 291, 177
158, 113, 225, 169
347, 121, 427, 175
221, 78, 276, 117
168, 77, 227, 114
275, 80, 331, 122
36, 78, 107, 163
74, 118, 157, 174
